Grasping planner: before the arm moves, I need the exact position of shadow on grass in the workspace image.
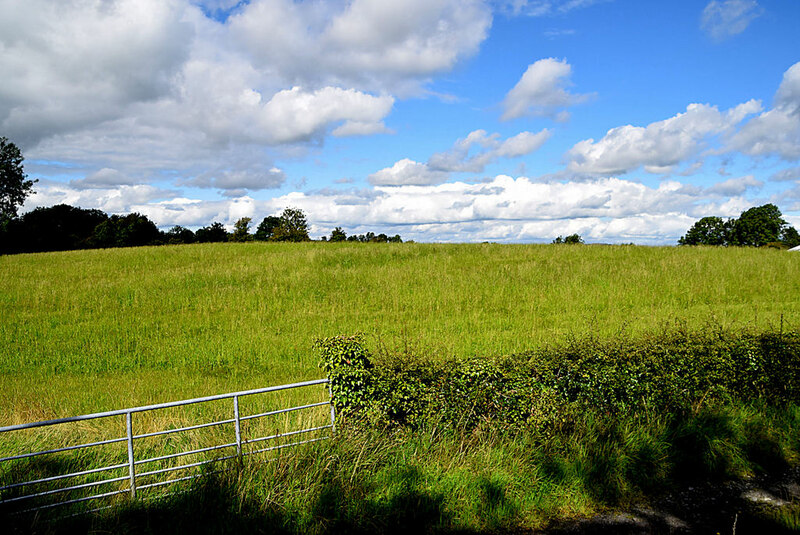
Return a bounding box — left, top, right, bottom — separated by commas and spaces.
5, 407, 799, 534
540, 408, 799, 534
8, 466, 461, 535
310, 464, 454, 534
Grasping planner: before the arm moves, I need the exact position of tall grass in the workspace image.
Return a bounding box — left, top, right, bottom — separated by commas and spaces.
11, 403, 800, 534
2, 242, 799, 531
1, 242, 798, 419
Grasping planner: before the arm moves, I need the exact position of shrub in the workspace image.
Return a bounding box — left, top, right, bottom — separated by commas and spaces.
316, 329, 800, 431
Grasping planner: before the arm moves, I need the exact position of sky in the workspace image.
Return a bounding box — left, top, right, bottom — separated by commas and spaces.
2, 0, 800, 244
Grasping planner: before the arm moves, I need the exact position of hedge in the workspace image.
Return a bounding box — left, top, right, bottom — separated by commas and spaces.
316, 329, 800, 430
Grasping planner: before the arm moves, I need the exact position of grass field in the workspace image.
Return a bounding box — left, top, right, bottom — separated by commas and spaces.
2, 242, 800, 532
1, 241, 799, 421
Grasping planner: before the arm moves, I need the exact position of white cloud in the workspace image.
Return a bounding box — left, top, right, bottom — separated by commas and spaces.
428, 129, 551, 172
701, 0, 763, 41
566, 100, 762, 175
565, 62, 800, 177
333, 121, 394, 137
69, 168, 137, 190
259, 86, 394, 144
705, 175, 763, 196
181, 166, 286, 194
500, 0, 608, 17
496, 130, 552, 157
771, 167, 800, 182
137, 59, 394, 146
368, 159, 449, 186
28, 182, 177, 215
229, 0, 491, 94
1, 0, 485, 196
370, 128, 551, 186
501, 58, 591, 121
0, 0, 193, 147
543, 29, 577, 39
728, 62, 800, 161
27, 171, 773, 244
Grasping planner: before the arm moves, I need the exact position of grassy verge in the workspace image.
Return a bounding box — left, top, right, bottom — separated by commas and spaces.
9, 403, 800, 534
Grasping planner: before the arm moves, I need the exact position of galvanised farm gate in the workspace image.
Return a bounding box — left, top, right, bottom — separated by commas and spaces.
0, 378, 334, 517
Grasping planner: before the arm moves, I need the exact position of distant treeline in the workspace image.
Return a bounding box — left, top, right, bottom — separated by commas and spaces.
0, 204, 402, 255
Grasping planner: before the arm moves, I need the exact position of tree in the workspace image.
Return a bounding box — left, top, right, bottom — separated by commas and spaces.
196, 222, 229, 243
678, 204, 799, 248
0, 137, 36, 220
166, 225, 196, 245
89, 213, 162, 248
13, 204, 108, 252
782, 226, 800, 249
730, 204, 786, 247
254, 216, 281, 241
230, 217, 253, 242
272, 208, 309, 242
329, 227, 347, 242
552, 234, 583, 244
678, 216, 731, 246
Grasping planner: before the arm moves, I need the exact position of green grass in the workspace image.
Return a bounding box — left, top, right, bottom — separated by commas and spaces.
2, 242, 800, 531
10, 404, 800, 534
1, 241, 799, 420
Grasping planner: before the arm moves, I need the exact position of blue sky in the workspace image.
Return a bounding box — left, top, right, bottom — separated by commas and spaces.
3, 0, 799, 243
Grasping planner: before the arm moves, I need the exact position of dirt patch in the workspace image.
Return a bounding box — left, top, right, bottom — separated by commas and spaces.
546, 466, 800, 534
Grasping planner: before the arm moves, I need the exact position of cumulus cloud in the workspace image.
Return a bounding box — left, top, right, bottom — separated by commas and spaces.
28, 182, 178, 215
29, 119, 291, 199
701, 0, 763, 41
566, 100, 762, 175
565, 62, 800, 177
496, 131, 552, 157
368, 159, 449, 186
370, 129, 551, 186
175, 175, 723, 243
229, 0, 491, 94
728, 62, 800, 161
428, 129, 551, 172
2, 0, 489, 199
705, 175, 763, 196
69, 168, 138, 190
27, 170, 769, 244
771, 167, 800, 182
0, 0, 193, 147
260, 87, 394, 143
181, 166, 286, 195
501, 58, 591, 121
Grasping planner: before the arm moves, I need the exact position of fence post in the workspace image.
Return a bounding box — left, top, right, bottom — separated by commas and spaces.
233, 395, 242, 458
126, 412, 136, 499
328, 382, 336, 432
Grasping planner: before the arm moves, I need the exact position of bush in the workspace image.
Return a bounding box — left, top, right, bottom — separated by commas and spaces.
315, 329, 800, 431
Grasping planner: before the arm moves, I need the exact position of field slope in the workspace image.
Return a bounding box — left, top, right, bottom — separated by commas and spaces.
1, 242, 799, 419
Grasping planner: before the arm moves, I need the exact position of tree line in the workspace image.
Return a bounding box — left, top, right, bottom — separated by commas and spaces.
0, 204, 403, 255
321, 227, 402, 243
0, 136, 403, 254
679, 204, 800, 248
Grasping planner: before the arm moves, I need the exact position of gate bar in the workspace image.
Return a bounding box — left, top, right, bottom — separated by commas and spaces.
0, 379, 329, 433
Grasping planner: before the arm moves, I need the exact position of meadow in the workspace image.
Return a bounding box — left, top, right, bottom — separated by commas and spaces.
2, 242, 800, 532
1, 241, 799, 420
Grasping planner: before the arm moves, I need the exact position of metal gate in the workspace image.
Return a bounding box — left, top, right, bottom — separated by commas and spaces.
0, 378, 334, 517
